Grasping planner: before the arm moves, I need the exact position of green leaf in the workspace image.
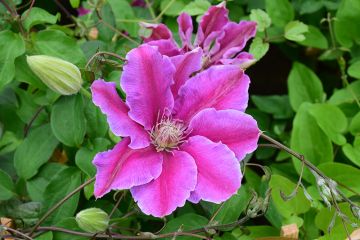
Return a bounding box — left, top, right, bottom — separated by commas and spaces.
315, 203, 359, 239
70, 0, 80, 8
0, 131, 22, 155
92, 3, 116, 42
183, 0, 211, 16
84, 100, 108, 138
232, 225, 279, 239
212, 186, 250, 226
51, 94, 87, 147
291, 103, 333, 182
265, 0, 294, 27
251, 95, 293, 119
349, 111, 360, 135
22, 7, 59, 31
0, 30, 25, 90
318, 162, 360, 197
160, 0, 186, 17
287, 62, 325, 111
34, 232, 53, 240
249, 37, 269, 61
269, 175, 311, 218
54, 217, 87, 240
14, 124, 59, 180
250, 9, 271, 32
342, 136, 360, 167
299, 0, 324, 14
334, 0, 360, 48
308, 103, 347, 145
298, 25, 328, 49
0, 169, 15, 200
108, 0, 139, 37
14, 55, 46, 89
15, 89, 48, 125
42, 168, 81, 224
284, 21, 309, 42
33, 30, 86, 66
26, 163, 68, 202
75, 138, 111, 177
160, 213, 208, 239
328, 80, 360, 105
13, 202, 42, 227
348, 60, 360, 79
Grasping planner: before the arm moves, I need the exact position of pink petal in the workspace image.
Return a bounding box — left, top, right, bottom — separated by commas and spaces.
177, 12, 193, 49
189, 108, 260, 160
210, 21, 257, 64
141, 22, 173, 42
219, 52, 256, 69
93, 138, 163, 198
91, 79, 150, 149
181, 135, 242, 203
195, 2, 228, 47
121, 44, 175, 130
173, 65, 250, 123
146, 39, 181, 57
131, 151, 197, 217
170, 48, 203, 98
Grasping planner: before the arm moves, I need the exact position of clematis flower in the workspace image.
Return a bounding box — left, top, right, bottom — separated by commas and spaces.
141, 2, 257, 68
91, 44, 259, 217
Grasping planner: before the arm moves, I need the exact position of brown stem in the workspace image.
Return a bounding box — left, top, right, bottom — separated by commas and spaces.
24, 106, 45, 137
86, 51, 126, 69
2, 225, 34, 240
28, 177, 95, 236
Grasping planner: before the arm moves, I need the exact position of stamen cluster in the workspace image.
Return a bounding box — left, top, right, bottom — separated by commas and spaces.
150, 117, 187, 152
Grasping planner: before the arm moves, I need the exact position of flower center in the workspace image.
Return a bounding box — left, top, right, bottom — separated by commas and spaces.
150, 117, 187, 152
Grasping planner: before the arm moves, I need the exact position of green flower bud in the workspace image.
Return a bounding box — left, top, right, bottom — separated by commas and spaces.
26, 55, 83, 95
75, 208, 109, 233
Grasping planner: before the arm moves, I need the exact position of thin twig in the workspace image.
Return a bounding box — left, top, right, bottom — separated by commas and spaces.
154, 0, 175, 21
24, 106, 45, 137
22, 0, 35, 21
1, 226, 34, 240
28, 177, 95, 236
86, 51, 126, 69
144, 0, 156, 20
109, 191, 126, 219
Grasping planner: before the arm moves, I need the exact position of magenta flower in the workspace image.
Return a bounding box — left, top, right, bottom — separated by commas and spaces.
77, 6, 91, 17
141, 2, 257, 68
91, 44, 259, 217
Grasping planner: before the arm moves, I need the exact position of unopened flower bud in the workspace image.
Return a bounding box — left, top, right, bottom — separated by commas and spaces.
27, 55, 83, 95
75, 208, 109, 233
